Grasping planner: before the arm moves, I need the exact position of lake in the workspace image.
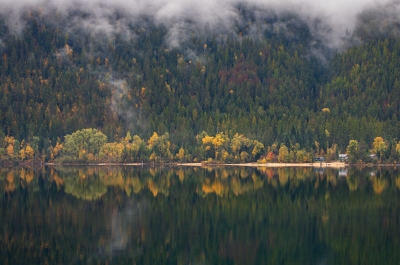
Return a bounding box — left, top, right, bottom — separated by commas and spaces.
1, 166, 400, 264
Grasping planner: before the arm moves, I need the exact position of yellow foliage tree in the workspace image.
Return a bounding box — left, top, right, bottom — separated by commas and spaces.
372, 136, 387, 157
176, 147, 185, 161
278, 144, 289, 163
147, 132, 159, 149
52, 141, 63, 159
240, 151, 249, 162
4, 136, 15, 146
20, 149, 26, 160
230, 133, 243, 154
6, 144, 14, 157
202, 135, 214, 145
252, 141, 264, 157
212, 133, 226, 149
125, 132, 132, 143
150, 152, 157, 161
220, 149, 229, 162
24, 145, 35, 159
396, 141, 400, 156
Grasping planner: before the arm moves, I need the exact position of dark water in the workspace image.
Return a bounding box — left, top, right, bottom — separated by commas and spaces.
1, 166, 400, 265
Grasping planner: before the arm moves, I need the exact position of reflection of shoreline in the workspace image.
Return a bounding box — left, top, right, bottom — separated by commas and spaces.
177, 162, 348, 168
3, 166, 400, 200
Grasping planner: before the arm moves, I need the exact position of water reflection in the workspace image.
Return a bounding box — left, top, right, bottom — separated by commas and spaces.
3, 166, 400, 199
1, 166, 400, 264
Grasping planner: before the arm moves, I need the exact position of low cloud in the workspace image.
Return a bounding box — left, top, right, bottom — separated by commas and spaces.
356, 2, 400, 37
0, 0, 398, 50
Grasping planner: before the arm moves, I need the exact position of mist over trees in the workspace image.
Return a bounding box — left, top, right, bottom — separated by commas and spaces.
1, 4, 400, 163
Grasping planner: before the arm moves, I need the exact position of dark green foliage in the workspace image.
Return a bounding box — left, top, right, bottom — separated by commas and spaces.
1, 13, 400, 160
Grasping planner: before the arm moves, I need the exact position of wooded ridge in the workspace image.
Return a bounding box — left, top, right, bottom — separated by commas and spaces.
1, 8, 400, 163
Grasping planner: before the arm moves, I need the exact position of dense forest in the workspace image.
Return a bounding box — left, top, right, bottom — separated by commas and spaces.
1, 6, 400, 163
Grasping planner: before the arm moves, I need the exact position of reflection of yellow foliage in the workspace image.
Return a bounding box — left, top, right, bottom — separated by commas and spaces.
147, 175, 170, 196
396, 177, 400, 189
269, 177, 278, 188
221, 169, 230, 179
202, 179, 226, 196
102, 174, 125, 188
346, 176, 358, 191
252, 173, 264, 189
148, 180, 158, 196
177, 169, 185, 182
125, 186, 132, 196
278, 169, 288, 186
64, 176, 107, 200
20, 169, 34, 184
314, 179, 319, 189
239, 169, 249, 179
278, 168, 289, 186
149, 168, 157, 177
86, 167, 96, 177
231, 177, 254, 196
132, 177, 143, 193
53, 174, 64, 188
321, 211, 329, 224
296, 168, 307, 180
371, 176, 387, 194
231, 177, 242, 196
5, 172, 15, 192
327, 175, 337, 187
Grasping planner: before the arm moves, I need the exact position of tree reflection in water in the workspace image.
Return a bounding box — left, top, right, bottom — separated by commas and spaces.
0, 166, 400, 264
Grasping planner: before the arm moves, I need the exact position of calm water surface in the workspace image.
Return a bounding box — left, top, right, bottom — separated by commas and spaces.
1, 166, 400, 264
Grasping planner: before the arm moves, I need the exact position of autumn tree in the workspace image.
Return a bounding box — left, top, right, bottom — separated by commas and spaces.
278, 144, 289, 163
147, 132, 173, 161
176, 147, 185, 162
63, 128, 107, 160
201, 133, 215, 160
371, 137, 387, 159
346, 140, 360, 163
252, 141, 264, 160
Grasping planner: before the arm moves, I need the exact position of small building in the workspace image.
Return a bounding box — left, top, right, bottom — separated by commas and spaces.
369, 154, 378, 159
314, 157, 325, 162
338, 154, 348, 162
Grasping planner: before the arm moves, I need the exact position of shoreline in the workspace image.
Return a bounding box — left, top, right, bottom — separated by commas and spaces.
11, 161, 399, 168
43, 162, 347, 167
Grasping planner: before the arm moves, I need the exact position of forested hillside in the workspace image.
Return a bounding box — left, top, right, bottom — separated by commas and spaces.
0, 6, 400, 163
